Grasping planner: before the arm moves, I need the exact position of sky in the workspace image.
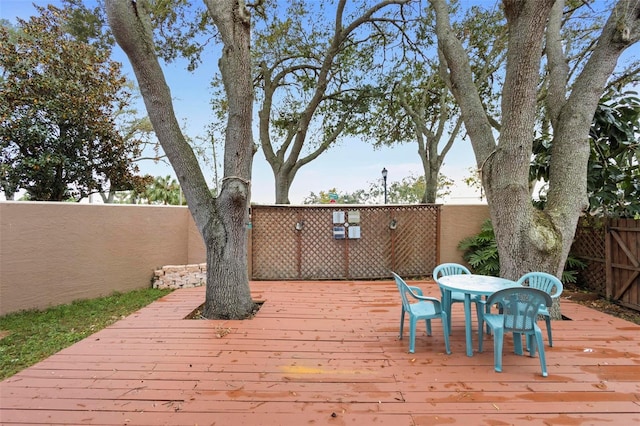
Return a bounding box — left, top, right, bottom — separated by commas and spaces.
1, 1, 637, 205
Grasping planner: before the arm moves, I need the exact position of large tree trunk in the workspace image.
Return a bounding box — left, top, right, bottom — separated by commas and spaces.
419, 143, 439, 204
274, 171, 293, 205
106, 0, 255, 319
484, 1, 559, 279
423, 172, 438, 204
431, 0, 640, 319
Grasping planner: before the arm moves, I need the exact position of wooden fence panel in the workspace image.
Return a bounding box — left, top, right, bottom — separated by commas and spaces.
572, 218, 607, 295
250, 206, 299, 279
250, 205, 439, 280
299, 208, 347, 279
608, 218, 640, 310
572, 217, 640, 312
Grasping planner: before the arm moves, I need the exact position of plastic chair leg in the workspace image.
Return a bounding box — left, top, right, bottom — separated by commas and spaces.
399, 309, 405, 339
545, 315, 553, 347
525, 334, 537, 356
442, 311, 451, 354
527, 333, 538, 357
535, 331, 548, 377
493, 328, 504, 373
409, 318, 417, 353
513, 332, 524, 356
442, 291, 453, 336
484, 299, 493, 335
527, 314, 552, 351
478, 317, 485, 353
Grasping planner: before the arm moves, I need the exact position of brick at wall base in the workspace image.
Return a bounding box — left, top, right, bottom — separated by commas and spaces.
152, 263, 207, 289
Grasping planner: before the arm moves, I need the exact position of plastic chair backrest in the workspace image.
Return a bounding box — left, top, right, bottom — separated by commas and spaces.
486, 287, 552, 333
392, 272, 418, 311
517, 272, 563, 298
433, 263, 471, 280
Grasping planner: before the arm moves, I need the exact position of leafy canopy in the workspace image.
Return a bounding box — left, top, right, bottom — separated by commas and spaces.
532, 91, 640, 218
303, 173, 453, 204
0, 5, 145, 201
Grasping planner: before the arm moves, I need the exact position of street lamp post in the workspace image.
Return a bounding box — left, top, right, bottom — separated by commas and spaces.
381, 167, 388, 204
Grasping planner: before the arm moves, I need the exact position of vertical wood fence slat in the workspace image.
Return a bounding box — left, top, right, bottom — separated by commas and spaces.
606, 219, 613, 299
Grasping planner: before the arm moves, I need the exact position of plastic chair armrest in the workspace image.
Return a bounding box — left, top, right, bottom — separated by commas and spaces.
413, 294, 442, 309
408, 286, 424, 296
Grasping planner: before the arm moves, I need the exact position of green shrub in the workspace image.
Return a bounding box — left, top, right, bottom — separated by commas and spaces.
457, 219, 500, 276
457, 219, 586, 283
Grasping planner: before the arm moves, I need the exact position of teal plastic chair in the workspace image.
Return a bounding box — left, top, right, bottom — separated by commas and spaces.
479, 287, 552, 377
433, 263, 481, 334
392, 272, 451, 354
517, 272, 563, 347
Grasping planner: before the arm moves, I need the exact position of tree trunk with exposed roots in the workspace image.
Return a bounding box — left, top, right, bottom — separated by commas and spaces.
106, 0, 256, 319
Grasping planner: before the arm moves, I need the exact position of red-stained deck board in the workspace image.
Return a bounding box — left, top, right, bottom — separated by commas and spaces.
1, 280, 640, 425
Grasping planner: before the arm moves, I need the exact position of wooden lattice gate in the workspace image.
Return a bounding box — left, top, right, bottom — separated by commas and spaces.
572, 217, 640, 312
250, 205, 440, 280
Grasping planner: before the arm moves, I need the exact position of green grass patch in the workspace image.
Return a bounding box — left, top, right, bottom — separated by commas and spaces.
0, 287, 171, 381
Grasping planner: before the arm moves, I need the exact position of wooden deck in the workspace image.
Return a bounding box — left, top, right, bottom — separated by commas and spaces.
1, 280, 639, 425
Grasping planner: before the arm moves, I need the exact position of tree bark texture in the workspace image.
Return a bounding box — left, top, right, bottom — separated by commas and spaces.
106, 0, 255, 319
431, 0, 640, 318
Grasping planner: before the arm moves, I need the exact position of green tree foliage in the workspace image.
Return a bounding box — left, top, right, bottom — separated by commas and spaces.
112, 175, 190, 205
144, 175, 185, 205
303, 173, 453, 204
379, 174, 453, 204
303, 188, 367, 204
587, 92, 640, 217
59, 0, 114, 51
0, 6, 145, 201
532, 91, 640, 218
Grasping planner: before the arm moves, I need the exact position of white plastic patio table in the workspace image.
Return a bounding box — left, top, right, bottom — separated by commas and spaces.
438, 274, 520, 357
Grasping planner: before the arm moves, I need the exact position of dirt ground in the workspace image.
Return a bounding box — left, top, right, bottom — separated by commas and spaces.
563, 285, 640, 325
